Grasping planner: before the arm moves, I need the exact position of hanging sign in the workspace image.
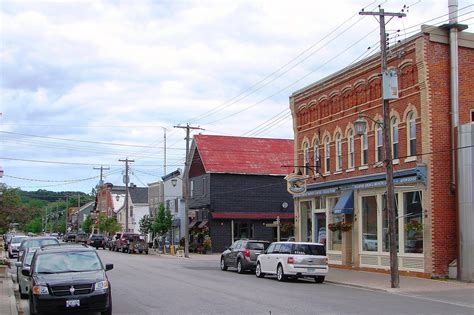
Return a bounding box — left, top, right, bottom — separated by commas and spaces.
285, 174, 309, 195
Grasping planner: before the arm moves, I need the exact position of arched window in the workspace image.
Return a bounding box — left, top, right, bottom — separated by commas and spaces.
303, 141, 309, 175
361, 129, 368, 166
335, 133, 342, 171
314, 138, 320, 173
407, 111, 416, 156
324, 136, 331, 173
391, 117, 399, 159
348, 129, 355, 169
376, 124, 383, 162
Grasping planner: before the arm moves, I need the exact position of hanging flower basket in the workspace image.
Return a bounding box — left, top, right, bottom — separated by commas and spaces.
340, 222, 352, 232
328, 223, 339, 232
405, 220, 423, 233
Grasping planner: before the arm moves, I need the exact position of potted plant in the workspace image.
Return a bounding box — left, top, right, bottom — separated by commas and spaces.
328, 223, 340, 232
203, 238, 212, 254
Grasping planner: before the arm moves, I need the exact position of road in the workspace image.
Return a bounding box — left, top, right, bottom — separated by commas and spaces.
13, 249, 474, 314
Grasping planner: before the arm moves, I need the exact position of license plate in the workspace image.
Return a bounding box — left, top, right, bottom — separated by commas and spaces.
66, 299, 80, 308
307, 268, 316, 273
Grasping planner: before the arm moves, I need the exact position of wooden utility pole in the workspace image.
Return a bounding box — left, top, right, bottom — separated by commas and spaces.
360, 7, 405, 289
119, 158, 134, 232
163, 127, 167, 176
174, 124, 203, 258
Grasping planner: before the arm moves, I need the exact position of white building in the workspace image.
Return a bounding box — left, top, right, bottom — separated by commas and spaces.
162, 169, 185, 244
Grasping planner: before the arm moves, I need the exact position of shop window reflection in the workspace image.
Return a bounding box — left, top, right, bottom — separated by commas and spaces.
362, 196, 378, 251
404, 191, 423, 253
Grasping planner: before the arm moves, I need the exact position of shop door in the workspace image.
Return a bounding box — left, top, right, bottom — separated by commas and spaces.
313, 213, 327, 245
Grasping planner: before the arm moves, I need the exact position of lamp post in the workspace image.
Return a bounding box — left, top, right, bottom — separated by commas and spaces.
355, 112, 399, 288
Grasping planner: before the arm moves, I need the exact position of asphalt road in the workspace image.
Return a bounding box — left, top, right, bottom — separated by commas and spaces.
12, 250, 474, 315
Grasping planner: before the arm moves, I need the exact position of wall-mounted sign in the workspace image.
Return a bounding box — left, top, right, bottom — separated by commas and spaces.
285, 174, 309, 195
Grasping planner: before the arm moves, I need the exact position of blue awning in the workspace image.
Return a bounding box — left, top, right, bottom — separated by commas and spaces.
333, 190, 354, 214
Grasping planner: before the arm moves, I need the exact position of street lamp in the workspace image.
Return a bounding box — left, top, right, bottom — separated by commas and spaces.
354, 111, 399, 288
171, 178, 178, 187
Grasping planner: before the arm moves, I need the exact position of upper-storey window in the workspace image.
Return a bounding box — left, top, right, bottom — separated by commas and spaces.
407, 111, 417, 156
391, 117, 399, 160
303, 141, 309, 176
324, 136, 331, 174
335, 133, 342, 171
348, 129, 355, 169
376, 124, 383, 163
314, 138, 320, 174
361, 129, 368, 166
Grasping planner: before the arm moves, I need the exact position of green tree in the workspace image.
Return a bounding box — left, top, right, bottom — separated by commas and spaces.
0, 185, 22, 233
24, 217, 42, 234
139, 214, 153, 235
82, 215, 92, 233
152, 203, 172, 236
98, 217, 120, 236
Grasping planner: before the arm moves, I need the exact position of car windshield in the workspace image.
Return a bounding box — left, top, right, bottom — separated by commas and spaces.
35, 251, 102, 273
22, 239, 59, 249
12, 237, 27, 244
291, 244, 326, 256
247, 242, 267, 250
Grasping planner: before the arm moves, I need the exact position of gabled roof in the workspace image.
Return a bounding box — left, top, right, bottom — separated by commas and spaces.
129, 186, 148, 204
193, 135, 294, 176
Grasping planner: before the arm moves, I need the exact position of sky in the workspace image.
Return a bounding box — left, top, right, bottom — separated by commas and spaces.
1, 0, 473, 193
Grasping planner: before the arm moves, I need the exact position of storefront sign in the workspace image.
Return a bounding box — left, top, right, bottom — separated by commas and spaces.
285, 174, 309, 195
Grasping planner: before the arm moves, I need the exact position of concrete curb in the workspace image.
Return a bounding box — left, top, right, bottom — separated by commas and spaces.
325, 280, 390, 293
5, 270, 18, 315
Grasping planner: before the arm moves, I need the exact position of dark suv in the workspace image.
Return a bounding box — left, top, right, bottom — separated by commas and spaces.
87, 234, 107, 250
220, 240, 270, 273
24, 245, 113, 315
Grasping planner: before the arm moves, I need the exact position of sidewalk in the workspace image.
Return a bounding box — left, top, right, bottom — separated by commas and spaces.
0, 251, 18, 315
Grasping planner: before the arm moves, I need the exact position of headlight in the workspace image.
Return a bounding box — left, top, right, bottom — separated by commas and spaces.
32, 285, 49, 295
94, 280, 109, 291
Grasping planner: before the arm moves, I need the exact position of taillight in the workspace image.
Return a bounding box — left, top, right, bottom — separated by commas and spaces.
287, 256, 294, 264
243, 249, 250, 257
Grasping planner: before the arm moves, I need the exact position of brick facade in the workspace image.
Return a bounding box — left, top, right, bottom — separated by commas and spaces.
290, 26, 474, 276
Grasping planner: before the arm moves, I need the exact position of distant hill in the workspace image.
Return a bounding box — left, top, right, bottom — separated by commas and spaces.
19, 189, 93, 203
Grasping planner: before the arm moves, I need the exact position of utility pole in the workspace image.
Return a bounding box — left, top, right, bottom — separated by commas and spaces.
119, 158, 134, 232
93, 166, 110, 213
360, 7, 405, 289
163, 127, 167, 176
174, 124, 203, 258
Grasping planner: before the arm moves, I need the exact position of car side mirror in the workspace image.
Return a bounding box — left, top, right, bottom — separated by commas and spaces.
15, 261, 22, 268
21, 268, 30, 276
105, 264, 114, 271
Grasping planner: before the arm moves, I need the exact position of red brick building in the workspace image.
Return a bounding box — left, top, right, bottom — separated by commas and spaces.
290, 26, 473, 277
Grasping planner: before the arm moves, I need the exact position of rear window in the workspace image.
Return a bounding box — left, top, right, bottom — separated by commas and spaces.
292, 244, 326, 256
247, 242, 267, 250
12, 237, 26, 243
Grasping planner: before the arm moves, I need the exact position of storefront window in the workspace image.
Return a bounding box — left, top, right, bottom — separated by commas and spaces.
327, 198, 341, 251
382, 194, 399, 252
300, 201, 312, 242
235, 222, 254, 239
315, 213, 326, 245
404, 191, 423, 253
362, 196, 378, 251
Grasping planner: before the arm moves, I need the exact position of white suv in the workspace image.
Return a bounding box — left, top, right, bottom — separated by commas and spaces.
255, 241, 328, 283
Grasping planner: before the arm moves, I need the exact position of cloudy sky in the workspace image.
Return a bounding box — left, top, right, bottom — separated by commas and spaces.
1, 0, 473, 193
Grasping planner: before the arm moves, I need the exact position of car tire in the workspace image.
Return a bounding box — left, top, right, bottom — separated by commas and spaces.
277, 264, 287, 282
145, 251, 149, 255
20, 289, 28, 299
237, 259, 244, 274
314, 276, 325, 283
255, 262, 265, 278
220, 257, 228, 271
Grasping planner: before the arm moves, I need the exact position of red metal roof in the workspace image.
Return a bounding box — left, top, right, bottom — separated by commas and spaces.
194, 135, 294, 175
211, 212, 294, 219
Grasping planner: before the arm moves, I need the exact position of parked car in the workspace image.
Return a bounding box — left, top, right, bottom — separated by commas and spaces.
362, 233, 378, 251
255, 241, 328, 283
18, 237, 61, 262
128, 235, 149, 254
23, 244, 113, 315
75, 232, 89, 243
15, 247, 38, 299
64, 233, 77, 242
4, 233, 14, 251
220, 240, 269, 273
107, 233, 121, 251
8, 235, 28, 258
87, 234, 107, 250
116, 233, 142, 253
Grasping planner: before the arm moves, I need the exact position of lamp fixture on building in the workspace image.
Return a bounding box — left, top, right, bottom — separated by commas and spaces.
171, 178, 178, 187
115, 195, 120, 202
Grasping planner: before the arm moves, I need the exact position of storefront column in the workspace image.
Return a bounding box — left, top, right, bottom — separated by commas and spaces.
342, 214, 353, 265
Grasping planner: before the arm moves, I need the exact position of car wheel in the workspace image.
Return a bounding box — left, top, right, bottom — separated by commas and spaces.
256, 262, 265, 278
314, 276, 325, 283
145, 251, 149, 255
220, 257, 228, 271
277, 264, 287, 282
237, 259, 244, 274
20, 288, 28, 299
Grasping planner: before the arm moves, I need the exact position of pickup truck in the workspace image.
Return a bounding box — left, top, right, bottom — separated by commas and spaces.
116, 233, 138, 253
